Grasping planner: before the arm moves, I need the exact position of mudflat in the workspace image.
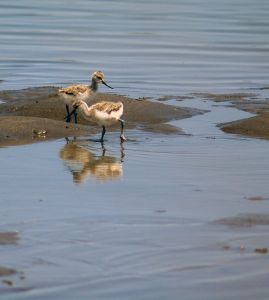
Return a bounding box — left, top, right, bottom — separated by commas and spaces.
221, 113, 269, 140
195, 91, 269, 140
0, 87, 203, 146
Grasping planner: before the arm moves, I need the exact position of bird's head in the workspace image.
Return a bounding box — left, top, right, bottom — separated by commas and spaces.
92, 71, 113, 89
72, 99, 84, 109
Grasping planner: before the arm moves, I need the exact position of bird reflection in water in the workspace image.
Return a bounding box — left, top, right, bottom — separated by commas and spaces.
59, 138, 124, 184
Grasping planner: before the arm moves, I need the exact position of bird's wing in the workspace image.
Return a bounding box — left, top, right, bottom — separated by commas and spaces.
93, 102, 123, 114
59, 85, 88, 96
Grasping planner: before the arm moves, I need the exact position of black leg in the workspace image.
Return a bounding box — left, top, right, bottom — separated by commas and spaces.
65, 104, 71, 123
101, 143, 106, 156
120, 143, 125, 162
74, 109, 78, 124
119, 119, 127, 142
100, 126, 106, 143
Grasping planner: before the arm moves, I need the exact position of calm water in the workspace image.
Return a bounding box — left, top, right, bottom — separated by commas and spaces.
1, 1, 269, 299
1, 102, 269, 299
0, 0, 269, 97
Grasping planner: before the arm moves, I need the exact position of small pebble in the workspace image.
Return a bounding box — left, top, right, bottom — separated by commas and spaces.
32, 129, 47, 137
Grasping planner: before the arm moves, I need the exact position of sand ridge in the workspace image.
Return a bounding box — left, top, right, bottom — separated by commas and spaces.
0, 87, 204, 146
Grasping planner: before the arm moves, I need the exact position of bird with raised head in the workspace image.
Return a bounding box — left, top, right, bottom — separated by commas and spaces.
58, 71, 113, 123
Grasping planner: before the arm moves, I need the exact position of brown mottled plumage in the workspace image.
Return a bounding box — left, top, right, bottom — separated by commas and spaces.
92, 102, 123, 114
59, 85, 89, 96
58, 71, 113, 123
70, 99, 127, 143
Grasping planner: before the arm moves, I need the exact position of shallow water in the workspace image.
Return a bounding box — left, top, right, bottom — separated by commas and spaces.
1, 100, 269, 299
1, 0, 269, 299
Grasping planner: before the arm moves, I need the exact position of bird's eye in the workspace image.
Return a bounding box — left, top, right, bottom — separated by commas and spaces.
97, 76, 102, 80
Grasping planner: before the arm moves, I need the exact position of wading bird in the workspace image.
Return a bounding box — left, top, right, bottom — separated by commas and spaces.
58, 71, 113, 123
69, 99, 127, 143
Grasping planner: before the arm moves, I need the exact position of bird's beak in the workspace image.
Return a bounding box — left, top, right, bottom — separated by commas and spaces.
101, 80, 113, 89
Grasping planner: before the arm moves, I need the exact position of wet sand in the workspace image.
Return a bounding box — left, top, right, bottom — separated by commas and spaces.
0, 232, 18, 280
0, 232, 18, 245
215, 213, 269, 227
0, 267, 16, 277
221, 113, 269, 140
2, 88, 269, 145
196, 91, 269, 140
0, 87, 203, 146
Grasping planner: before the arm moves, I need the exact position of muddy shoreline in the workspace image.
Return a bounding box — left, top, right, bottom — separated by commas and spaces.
195, 91, 269, 140
1, 87, 269, 146
0, 87, 204, 147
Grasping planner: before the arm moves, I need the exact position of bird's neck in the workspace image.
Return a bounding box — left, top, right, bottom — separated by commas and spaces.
79, 101, 93, 116
90, 79, 98, 92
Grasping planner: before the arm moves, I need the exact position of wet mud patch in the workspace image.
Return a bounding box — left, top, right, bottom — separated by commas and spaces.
215, 216, 269, 256
0, 268, 26, 289
254, 248, 268, 254
0, 87, 204, 147
0, 267, 16, 277
195, 92, 268, 114
220, 112, 269, 140
196, 92, 257, 103
220, 242, 269, 256
0, 232, 19, 245
195, 92, 269, 140
139, 123, 185, 135
156, 95, 194, 102
214, 214, 269, 227
0, 232, 21, 285
245, 196, 269, 201
0, 116, 97, 147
